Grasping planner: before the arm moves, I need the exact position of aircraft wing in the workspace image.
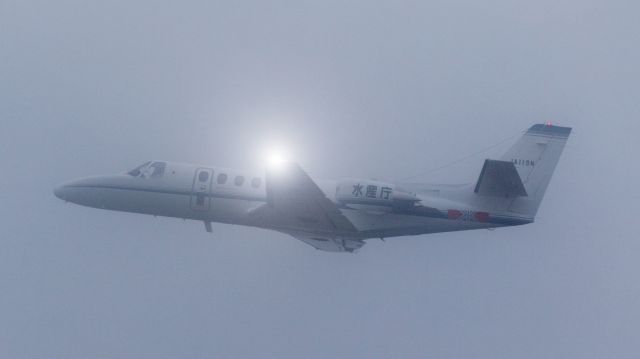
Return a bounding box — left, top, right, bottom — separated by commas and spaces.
276, 231, 365, 253
264, 162, 358, 235
292, 235, 365, 253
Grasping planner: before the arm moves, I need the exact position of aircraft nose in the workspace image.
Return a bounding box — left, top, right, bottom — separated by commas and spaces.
53, 175, 129, 208
54, 182, 70, 200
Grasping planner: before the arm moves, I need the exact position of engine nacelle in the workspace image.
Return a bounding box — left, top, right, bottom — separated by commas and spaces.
335, 178, 419, 207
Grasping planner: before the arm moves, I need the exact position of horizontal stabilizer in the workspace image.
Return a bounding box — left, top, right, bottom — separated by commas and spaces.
474, 159, 527, 197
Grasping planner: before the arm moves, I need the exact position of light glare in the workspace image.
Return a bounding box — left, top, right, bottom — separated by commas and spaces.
265, 147, 290, 166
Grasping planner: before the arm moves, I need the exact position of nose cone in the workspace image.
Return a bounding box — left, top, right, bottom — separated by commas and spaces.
54, 183, 70, 201
53, 175, 132, 208
54, 178, 101, 207
53, 177, 104, 204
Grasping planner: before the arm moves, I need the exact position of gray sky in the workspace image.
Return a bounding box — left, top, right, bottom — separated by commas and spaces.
2, 0, 640, 358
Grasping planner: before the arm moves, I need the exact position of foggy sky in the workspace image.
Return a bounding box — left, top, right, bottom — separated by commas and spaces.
2, 0, 640, 358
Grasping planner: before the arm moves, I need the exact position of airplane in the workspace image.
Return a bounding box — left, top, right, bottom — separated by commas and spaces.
54, 123, 571, 252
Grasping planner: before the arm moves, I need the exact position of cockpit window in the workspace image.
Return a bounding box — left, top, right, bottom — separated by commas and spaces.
127, 161, 166, 178
148, 162, 166, 178
128, 161, 151, 177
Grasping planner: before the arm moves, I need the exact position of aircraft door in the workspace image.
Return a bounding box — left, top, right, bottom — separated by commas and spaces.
191, 168, 213, 211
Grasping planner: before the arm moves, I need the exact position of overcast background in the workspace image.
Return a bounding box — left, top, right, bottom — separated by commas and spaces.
2, 0, 640, 358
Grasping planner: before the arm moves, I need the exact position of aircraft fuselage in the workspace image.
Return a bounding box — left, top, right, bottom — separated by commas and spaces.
54, 161, 527, 240
54, 124, 570, 252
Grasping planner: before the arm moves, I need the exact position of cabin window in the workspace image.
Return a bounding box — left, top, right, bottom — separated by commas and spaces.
251, 177, 261, 188
198, 171, 209, 182
234, 175, 245, 186
217, 173, 227, 184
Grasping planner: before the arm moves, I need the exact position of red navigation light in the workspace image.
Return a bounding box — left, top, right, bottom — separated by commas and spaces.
546, 121, 553, 127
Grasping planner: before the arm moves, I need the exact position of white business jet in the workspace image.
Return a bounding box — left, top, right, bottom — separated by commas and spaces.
54, 124, 571, 252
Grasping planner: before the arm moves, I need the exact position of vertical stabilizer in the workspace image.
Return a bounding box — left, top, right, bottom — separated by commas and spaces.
499, 124, 571, 217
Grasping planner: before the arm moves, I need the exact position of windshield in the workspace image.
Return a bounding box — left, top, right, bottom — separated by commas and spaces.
127, 162, 151, 176
127, 161, 166, 178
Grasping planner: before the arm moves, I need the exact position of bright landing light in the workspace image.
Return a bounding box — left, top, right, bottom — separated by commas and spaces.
264, 147, 290, 167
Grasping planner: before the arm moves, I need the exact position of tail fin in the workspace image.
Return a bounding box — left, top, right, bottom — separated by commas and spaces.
499, 124, 571, 217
